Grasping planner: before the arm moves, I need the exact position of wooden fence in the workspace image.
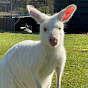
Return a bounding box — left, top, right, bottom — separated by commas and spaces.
0, 18, 15, 31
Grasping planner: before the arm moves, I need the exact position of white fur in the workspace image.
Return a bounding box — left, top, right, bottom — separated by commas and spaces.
0, 4, 77, 88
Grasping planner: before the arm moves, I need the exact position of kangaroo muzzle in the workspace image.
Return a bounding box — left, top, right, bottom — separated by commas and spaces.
49, 37, 58, 46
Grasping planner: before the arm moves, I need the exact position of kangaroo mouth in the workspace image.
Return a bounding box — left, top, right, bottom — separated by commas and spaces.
50, 41, 58, 46
49, 37, 58, 46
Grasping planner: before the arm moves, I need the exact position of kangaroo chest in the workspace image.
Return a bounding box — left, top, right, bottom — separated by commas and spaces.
39, 52, 61, 76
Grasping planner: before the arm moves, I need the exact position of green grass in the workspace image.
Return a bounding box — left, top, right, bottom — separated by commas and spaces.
0, 32, 39, 59
63, 34, 88, 88
0, 32, 88, 88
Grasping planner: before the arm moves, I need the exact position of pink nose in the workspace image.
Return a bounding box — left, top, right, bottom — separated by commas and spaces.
49, 37, 58, 46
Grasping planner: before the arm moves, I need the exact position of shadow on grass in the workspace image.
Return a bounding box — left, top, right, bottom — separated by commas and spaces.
0, 30, 39, 34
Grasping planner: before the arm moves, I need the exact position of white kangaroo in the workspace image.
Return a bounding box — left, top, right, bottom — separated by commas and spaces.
0, 4, 77, 88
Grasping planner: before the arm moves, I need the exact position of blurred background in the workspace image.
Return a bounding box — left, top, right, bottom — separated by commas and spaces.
0, 0, 88, 33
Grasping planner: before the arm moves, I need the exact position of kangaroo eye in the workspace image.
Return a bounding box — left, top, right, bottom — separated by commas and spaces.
44, 27, 47, 32
58, 27, 61, 30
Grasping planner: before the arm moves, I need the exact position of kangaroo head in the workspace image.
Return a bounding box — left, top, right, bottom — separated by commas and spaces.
27, 4, 77, 47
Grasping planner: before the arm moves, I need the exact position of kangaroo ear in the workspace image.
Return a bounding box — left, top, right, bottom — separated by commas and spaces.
26, 5, 48, 24
58, 4, 77, 22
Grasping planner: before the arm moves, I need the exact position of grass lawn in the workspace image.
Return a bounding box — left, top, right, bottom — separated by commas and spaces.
0, 31, 88, 88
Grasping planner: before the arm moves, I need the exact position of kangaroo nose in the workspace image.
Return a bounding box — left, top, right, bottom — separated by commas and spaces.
49, 37, 58, 46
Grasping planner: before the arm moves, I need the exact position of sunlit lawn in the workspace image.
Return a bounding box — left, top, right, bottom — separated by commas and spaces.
0, 31, 88, 88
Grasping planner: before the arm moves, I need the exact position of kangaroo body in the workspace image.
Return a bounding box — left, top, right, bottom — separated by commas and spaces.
0, 40, 65, 88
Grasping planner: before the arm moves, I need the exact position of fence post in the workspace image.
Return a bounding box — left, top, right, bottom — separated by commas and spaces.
13, 18, 15, 32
